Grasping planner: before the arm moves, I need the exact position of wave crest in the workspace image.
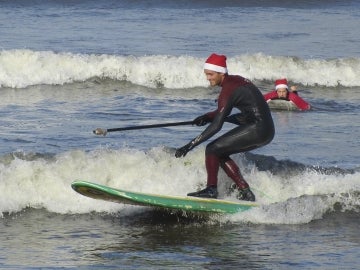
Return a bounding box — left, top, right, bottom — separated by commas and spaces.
1, 49, 359, 89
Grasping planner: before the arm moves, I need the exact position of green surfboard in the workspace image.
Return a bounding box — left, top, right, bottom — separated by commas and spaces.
71, 181, 258, 214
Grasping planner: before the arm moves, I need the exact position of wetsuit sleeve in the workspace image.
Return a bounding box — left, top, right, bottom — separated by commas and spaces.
263, 91, 278, 101
288, 92, 311, 110
205, 110, 218, 120
225, 113, 247, 125
188, 96, 233, 149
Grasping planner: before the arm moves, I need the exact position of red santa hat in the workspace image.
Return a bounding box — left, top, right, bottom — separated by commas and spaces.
275, 78, 288, 90
204, 53, 228, 73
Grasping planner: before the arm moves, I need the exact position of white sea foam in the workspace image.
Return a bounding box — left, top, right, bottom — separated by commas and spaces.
0, 148, 358, 224
1, 49, 359, 89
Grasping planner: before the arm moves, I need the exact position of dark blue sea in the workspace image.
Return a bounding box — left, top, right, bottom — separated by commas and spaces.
0, 0, 359, 269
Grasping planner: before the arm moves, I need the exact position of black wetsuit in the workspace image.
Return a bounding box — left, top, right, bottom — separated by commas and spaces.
188, 74, 275, 188
191, 75, 274, 156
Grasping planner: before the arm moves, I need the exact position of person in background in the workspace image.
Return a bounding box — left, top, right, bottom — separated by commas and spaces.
263, 78, 311, 110
175, 53, 275, 202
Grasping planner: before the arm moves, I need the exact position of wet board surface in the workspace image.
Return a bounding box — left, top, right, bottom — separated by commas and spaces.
71, 181, 258, 214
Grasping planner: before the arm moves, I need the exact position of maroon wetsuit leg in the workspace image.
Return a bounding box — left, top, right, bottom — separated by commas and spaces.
205, 154, 219, 187
220, 158, 249, 189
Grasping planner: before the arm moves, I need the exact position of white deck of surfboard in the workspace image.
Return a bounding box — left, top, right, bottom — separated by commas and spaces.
267, 99, 299, 111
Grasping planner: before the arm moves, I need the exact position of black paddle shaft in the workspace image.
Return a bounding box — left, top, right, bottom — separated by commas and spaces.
93, 116, 240, 136
106, 121, 194, 132
93, 120, 195, 135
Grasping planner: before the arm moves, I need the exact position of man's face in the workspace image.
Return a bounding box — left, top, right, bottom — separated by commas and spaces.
276, 88, 288, 98
204, 70, 224, 86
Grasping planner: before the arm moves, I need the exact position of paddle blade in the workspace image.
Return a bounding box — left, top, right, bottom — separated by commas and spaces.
93, 128, 107, 136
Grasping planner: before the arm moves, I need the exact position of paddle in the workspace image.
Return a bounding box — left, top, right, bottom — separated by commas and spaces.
93, 120, 194, 136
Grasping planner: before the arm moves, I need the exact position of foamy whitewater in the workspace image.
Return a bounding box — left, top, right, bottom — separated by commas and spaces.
0, 0, 359, 269
1, 50, 360, 88
1, 148, 359, 225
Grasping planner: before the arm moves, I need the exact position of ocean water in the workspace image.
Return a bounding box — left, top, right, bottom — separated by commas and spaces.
0, 0, 359, 269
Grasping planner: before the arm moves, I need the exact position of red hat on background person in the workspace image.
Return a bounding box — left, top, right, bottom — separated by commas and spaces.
275, 78, 288, 90
204, 53, 228, 73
